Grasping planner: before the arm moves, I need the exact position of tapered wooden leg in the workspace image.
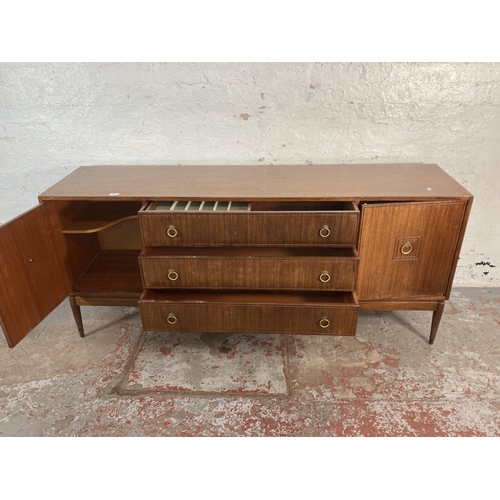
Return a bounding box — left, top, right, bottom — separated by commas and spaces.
429, 301, 445, 345
69, 295, 85, 338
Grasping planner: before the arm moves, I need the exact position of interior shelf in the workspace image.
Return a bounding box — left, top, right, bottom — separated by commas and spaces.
61, 201, 143, 234
73, 250, 143, 297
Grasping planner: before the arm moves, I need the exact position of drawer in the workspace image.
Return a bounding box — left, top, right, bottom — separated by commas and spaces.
139, 247, 359, 291
139, 290, 359, 335
139, 201, 359, 247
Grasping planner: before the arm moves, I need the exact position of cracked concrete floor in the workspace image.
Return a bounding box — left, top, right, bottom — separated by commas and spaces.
0, 287, 499, 436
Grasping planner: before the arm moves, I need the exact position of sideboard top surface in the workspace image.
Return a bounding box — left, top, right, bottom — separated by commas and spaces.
38, 164, 472, 202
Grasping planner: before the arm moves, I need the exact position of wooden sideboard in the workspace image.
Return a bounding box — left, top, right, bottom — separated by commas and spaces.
0, 164, 473, 348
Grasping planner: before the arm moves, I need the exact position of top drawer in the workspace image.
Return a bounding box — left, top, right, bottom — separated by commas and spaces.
139, 201, 359, 247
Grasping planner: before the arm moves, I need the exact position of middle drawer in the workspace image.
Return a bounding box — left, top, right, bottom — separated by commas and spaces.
139, 247, 358, 291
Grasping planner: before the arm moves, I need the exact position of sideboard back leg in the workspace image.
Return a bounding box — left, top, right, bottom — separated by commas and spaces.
429, 301, 445, 345
69, 295, 85, 338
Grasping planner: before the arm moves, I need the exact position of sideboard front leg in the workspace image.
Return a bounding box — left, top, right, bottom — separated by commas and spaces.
429, 301, 445, 345
69, 295, 85, 338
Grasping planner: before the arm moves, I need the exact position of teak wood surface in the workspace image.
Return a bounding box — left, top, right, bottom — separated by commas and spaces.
73, 250, 143, 297
98, 218, 144, 251
140, 289, 358, 305
39, 164, 472, 202
0, 202, 99, 347
139, 247, 358, 291
60, 201, 142, 233
139, 290, 358, 335
139, 211, 359, 247
356, 201, 466, 300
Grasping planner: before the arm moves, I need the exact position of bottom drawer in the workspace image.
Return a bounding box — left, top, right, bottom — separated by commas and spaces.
139, 290, 358, 335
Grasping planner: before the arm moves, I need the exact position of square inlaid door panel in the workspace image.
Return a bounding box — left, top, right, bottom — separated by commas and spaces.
356, 201, 466, 300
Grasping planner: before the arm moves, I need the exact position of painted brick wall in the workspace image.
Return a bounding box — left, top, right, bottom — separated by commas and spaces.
0, 62, 498, 286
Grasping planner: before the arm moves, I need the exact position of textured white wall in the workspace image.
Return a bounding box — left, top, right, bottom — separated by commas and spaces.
0, 62, 498, 286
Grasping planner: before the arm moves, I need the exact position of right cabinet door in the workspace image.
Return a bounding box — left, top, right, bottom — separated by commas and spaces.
356, 201, 466, 300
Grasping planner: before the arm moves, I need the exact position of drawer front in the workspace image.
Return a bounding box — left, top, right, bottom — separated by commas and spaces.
139, 301, 358, 336
139, 212, 359, 247
140, 256, 358, 291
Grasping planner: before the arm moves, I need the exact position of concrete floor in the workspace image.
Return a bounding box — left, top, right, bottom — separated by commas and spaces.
0, 287, 499, 436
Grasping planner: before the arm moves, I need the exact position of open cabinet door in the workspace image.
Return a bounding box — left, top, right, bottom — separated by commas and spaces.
0, 202, 98, 347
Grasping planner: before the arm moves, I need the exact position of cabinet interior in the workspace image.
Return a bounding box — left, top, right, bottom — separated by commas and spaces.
59, 201, 144, 298
60, 200, 143, 233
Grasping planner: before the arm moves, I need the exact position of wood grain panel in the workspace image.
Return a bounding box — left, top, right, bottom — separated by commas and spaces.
74, 297, 140, 307
73, 250, 143, 297
0, 202, 98, 347
51, 201, 101, 283
139, 248, 358, 290
139, 211, 359, 247
98, 217, 143, 250
356, 201, 466, 300
359, 300, 439, 311
60, 201, 142, 233
445, 197, 473, 299
139, 290, 358, 335
39, 164, 473, 201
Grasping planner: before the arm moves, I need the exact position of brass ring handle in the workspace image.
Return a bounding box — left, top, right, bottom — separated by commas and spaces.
319, 225, 331, 238
400, 242, 413, 255
319, 317, 330, 329
167, 313, 177, 325
319, 271, 331, 283
168, 269, 179, 281
167, 225, 178, 238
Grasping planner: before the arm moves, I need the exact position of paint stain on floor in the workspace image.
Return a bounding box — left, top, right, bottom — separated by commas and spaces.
122, 331, 288, 395
0, 289, 499, 436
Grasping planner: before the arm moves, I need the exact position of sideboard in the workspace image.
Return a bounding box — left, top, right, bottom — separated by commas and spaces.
0, 164, 473, 348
